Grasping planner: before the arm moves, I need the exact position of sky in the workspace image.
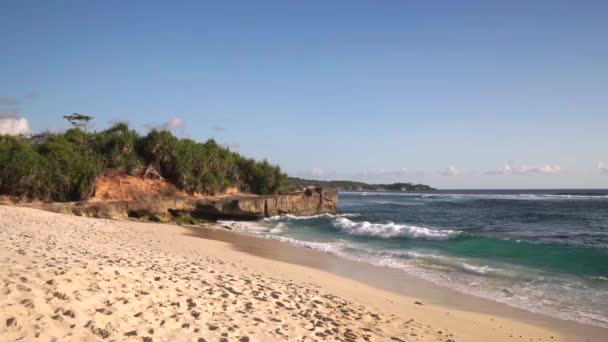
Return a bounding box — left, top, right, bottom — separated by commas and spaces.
1, 1, 607, 189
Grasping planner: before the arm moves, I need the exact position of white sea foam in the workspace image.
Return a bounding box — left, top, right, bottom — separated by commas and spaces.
217, 220, 270, 233
265, 235, 347, 255
373, 250, 524, 279
264, 213, 359, 221
461, 263, 501, 276
343, 191, 608, 200
269, 222, 288, 234
370, 200, 423, 206
331, 217, 461, 240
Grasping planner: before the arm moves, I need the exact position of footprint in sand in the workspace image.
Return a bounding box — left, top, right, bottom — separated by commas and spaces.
6, 317, 17, 327
62, 309, 76, 318
21, 298, 35, 308
95, 308, 113, 315
52, 291, 69, 300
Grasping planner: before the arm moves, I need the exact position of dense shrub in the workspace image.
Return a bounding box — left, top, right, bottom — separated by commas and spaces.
0, 118, 291, 201
237, 157, 290, 195
38, 134, 103, 201
0, 133, 102, 201
0, 135, 48, 200
92, 122, 143, 173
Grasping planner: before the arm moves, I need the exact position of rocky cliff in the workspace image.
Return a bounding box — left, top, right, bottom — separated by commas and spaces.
27, 187, 338, 222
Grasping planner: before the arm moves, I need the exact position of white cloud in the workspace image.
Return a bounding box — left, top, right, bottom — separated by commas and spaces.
0, 111, 31, 135
598, 162, 608, 175
295, 168, 338, 180
486, 161, 561, 175
531, 164, 561, 174
161, 117, 185, 131
145, 117, 185, 132
439, 165, 459, 176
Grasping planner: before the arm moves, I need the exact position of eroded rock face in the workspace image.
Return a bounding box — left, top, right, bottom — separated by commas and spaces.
27, 188, 338, 221
266, 187, 338, 217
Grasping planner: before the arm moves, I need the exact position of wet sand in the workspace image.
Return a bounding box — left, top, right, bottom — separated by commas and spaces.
1, 206, 606, 341
185, 225, 608, 341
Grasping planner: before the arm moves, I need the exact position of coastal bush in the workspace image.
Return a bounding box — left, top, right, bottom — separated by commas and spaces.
0, 135, 48, 200
92, 122, 143, 173
237, 157, 291, 194
172, 138, 239, 194
0, 116, 292, 201
0, 133, 103, 201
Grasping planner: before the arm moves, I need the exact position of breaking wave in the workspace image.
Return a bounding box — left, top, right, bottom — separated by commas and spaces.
264, 213, 360, 221
331, 217, 461, 240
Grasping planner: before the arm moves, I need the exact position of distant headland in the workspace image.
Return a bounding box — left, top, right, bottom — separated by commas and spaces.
289, 177, 435, 191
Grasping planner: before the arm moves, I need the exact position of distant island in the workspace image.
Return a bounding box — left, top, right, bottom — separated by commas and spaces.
288, 177, 435, 191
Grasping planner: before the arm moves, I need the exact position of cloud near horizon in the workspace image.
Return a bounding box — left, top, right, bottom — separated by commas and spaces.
598, 162, 608, 175
300, 162, 567, 182
486, 161, 561, 175
309, 168, 331, 178
347, 168, 426, 181
298, 168, 426, 182
439, 165, 459, 176
0, 111, 31, 135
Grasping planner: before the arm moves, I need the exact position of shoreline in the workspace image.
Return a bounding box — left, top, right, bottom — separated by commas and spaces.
184, 224, 608, 341
1, 206, 606, 341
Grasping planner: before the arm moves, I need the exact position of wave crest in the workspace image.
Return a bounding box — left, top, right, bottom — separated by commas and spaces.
264, 213, 359, 221
331, 217, 461, 240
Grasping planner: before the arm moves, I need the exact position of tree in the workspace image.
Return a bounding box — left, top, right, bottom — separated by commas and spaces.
63, 113, 93, 133
63, 113, 93, 156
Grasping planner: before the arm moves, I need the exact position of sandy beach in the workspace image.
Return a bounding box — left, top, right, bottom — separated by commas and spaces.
1, 206, 606, 341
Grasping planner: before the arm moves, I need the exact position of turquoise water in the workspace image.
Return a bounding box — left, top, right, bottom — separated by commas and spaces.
219, 190, 608, 327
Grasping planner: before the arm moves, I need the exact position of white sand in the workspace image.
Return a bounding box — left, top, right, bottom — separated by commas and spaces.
0, 206, 578, 341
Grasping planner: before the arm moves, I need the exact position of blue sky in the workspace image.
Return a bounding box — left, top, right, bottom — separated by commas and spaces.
1, 1, 607, 188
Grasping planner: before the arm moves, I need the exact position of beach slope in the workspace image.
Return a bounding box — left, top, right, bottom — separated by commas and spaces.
0, 206, 571, 341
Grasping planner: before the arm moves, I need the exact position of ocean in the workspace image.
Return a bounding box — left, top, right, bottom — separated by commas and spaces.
218, 189, 608, 328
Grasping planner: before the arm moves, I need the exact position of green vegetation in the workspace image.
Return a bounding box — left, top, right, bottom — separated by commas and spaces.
288, 177, 435, 191
0, 115, 292, 202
